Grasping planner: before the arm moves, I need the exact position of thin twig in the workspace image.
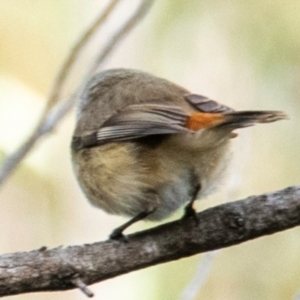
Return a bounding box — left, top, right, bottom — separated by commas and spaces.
71, 277, 94, 298
180, 252, 218, 300
41, 0, 121, 120
0, 0, 120, 185
0, 0, 155, 186
89, 0, 155, 74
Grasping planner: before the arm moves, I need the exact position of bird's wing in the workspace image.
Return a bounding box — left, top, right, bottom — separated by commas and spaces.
184, 94, 234, 113
72, 103, 190, 149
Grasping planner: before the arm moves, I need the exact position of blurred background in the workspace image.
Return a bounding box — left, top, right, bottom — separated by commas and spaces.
0, 0, 299, 299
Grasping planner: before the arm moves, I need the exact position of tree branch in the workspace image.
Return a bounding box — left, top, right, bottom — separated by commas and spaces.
0, 185, 299, 297
0, 0, 155, 186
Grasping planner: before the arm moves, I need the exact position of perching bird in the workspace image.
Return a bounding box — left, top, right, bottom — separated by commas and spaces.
71, 69, 287, 239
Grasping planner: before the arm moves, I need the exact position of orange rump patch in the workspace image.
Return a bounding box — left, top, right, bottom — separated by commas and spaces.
185, 112, 225, 131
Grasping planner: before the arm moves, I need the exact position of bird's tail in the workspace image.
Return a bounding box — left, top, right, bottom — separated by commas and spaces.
185, 111, 288, 131
218, 110, 288, 129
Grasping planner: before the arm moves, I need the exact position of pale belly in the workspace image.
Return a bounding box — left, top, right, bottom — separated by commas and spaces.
72, 132, 231, 221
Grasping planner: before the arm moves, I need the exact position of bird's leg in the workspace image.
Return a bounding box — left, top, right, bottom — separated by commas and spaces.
110, 191, 159, 241
183, 183, 201, 222
109, 210, 153, 241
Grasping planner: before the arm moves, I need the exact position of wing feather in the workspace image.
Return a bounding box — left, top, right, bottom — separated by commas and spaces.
185, 94, 234, 113
72, 103, 190, 149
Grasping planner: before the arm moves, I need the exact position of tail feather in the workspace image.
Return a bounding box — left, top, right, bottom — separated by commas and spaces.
218, 111, 288, 129
186, 110, 287, 131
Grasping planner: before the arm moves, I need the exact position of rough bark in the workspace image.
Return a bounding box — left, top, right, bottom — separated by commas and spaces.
0, 185, 299, 297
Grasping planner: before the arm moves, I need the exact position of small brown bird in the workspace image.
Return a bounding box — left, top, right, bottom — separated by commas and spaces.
71, 69, 287, 239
